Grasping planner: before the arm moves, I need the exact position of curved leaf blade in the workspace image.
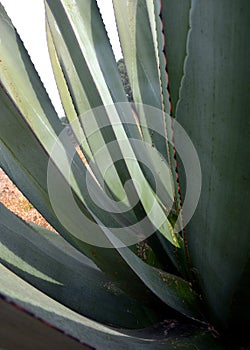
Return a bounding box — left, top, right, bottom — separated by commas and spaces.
0, 4, 163, 306
0, 294, 91, 350
161, 0, 191, 117
177, 0, 250, 328
0, 265, 222, 350
0, 203, 159, 328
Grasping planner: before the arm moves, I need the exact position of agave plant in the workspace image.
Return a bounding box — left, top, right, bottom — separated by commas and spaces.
0, 0, 249, 349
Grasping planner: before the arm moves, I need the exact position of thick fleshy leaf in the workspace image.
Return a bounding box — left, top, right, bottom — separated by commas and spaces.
0, 3, 165, 307
45, 0, 139, 203
112, 0, 164, 152
113, 0, 172, 174
46, 0, 128, 107
0, 203, 160, 328
45, 0, 183, 253
176, 0, 250, 328
161, 0, 191, 117
112, 0, 189, 274
0, 80, 133, 249
46, 20, 93, 161
0, 106, 156, 307
45, 3, 192, 290
0, 265, 223, 350
0, 72, 155, 313
45, 7, 135, 215
0, 1, 201, 320
99, 229, 205, 322
0, 84, 191, 317
0, 125, 203, 324
112, 0, 175, 187
0, 295, 91, 350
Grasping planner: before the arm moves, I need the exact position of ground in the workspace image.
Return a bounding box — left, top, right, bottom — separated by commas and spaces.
0, 167, 54, 231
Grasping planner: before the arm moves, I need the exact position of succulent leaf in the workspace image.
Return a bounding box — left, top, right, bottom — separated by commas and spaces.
176, 0, 250, 328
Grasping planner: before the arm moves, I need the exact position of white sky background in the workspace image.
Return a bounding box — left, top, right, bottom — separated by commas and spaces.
0, 0, 122, 117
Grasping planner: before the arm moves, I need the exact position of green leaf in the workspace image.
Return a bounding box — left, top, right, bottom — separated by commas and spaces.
113, 0, 189, 275
0, 129, 203, 324
112, 0, 168, 152
0, 3, 62, 140
0, 294, 91, 350
0, 2, 196, 318
45, 0, 183, 254
0, 3, 163, 307
46, 5, 137, 211
161, 0, 191, 117
0, 70, 176, 314
0, 99, 155, 307
46, 20, 93, 160
112, 0, 179, 210
45, 6, 134, 211
46, 0, 128, 106
176, 0, 250, 328
0, 265, 223, 350
101, 229, 205, 322
0, 203, 159, 328
0, 50, 153, 311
